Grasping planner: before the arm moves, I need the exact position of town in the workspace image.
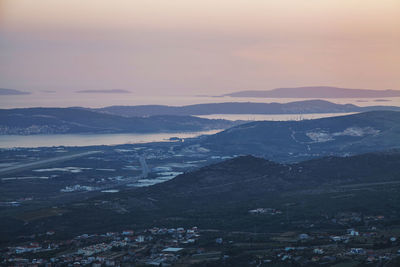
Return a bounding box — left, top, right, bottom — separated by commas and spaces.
2, 220, 400, 266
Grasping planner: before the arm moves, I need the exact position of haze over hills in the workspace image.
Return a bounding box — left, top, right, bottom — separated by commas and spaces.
224, 86, 400, 98
0, 108, 237, 135
201, 111, 400, 161
93, 100, 400, 117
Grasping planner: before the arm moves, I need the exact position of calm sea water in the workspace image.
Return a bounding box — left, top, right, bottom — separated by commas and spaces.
0, 130, 222, 149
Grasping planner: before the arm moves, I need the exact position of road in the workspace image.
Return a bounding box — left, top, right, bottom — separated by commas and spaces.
139, 156, 149, 178
0, 150, 102, 176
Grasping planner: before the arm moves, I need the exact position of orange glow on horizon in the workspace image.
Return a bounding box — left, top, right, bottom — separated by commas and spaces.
0, 0, 399, 94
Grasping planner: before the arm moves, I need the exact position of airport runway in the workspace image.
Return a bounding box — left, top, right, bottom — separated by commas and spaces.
0, 150, 102, 176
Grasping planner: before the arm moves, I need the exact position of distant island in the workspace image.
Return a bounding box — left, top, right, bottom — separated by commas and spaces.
223, 86, 400, 98
76, 89, 131, 94
0, 88, 30, 95
94, 100, 400, 117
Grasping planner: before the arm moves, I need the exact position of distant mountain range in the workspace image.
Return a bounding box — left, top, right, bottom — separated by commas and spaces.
93, 100, 400, 117
223, 86, 400, 98
0, 108, 237, 135
201, 111, 400, 161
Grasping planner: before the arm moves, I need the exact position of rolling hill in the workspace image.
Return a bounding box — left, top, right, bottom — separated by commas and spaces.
200, 111, 400, 161
0, 108, 237, 135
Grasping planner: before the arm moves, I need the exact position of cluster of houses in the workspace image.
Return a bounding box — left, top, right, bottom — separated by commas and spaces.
1, 226, 201, 267
60, 184, 98, 193
250, 228, 400, 266
248, 208, 283, 215
2, 223, 400, 267
77, 241, 127, 257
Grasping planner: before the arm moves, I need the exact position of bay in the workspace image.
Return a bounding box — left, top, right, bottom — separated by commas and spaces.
0, 130, 222, 148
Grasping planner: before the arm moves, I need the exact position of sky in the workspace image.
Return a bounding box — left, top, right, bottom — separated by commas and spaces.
0, 0, 399, 100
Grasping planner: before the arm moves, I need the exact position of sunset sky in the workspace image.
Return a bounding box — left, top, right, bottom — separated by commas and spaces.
1, 0, 399, 97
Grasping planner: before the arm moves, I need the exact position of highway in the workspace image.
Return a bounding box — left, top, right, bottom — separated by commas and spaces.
0, 150, 102, 176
